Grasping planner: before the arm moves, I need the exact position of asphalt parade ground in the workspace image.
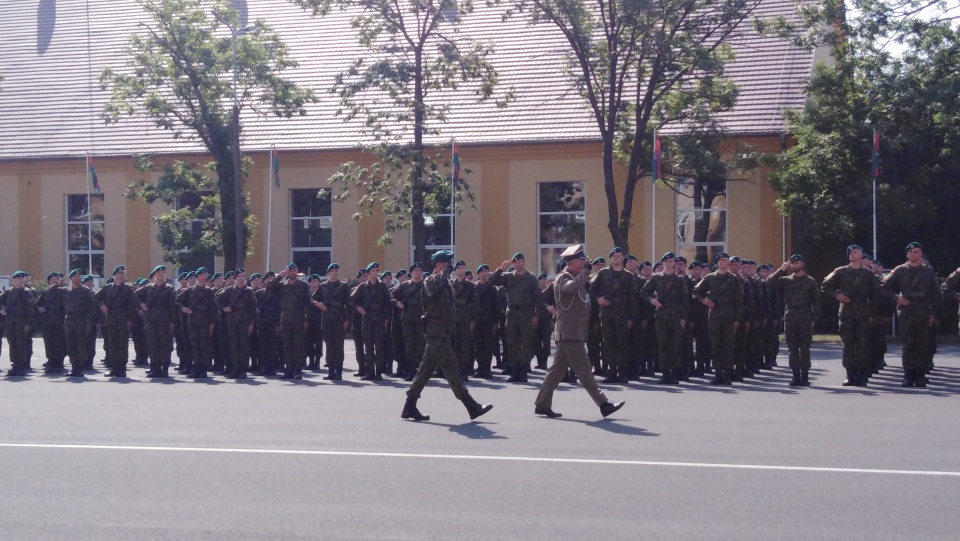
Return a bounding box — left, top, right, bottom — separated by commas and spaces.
1, 340, 959, 541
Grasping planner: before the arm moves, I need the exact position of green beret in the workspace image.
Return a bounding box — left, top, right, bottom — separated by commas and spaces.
410, 262, 423, 272
366, 262, 380, 271
326, 263, 340, 273
357, 269, 367, 278
714, 252, 730, 263
511, 252, 525, 261
905, 242, 922, 253
224, 271, 235, 279
149, 264, 166, 278
195, 267, 209, 276
11, 270, 27, 279
186, 271, 196, 278
81, 275, 93, 283
308, 274, 321, 281
396, 269, 408, 278
177, 272, 188, 281
249, 273, 263, 280
380, 271, 392, 278
625, 254, 638, 262
235, 268, 244, 275
537, 273, 548, 280
476, 264, 489, 273
112, 265, 125, 276
846, 244, 863, 256
286, 262, 297, 270
609, 247, 623, 257
68, 269, 81, 278
590, 257, 605, 265
47, 272, 59, 281
660, 252, 676, 262
454, 260, 466, 268
789, 254, 803, 262
135, 278, 148, 286
212, 272, 223, 280
431, 250, 455, 263
264, 271, 276, 279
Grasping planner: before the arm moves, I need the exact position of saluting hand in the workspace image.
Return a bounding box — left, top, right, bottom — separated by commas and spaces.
498, 260, 511, 272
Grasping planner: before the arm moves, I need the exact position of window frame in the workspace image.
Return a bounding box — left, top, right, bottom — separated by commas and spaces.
290, 188, 333, 276
537, 181, 586, 277
64, 193, 105, 277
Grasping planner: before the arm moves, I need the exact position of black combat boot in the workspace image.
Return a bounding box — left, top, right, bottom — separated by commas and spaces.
789, 369, 802, 387
900, 369, 914, 388
709, 369, 724, 385
914, 371, 928, 388
731, 367, 744, 382
678, 366, 690, 382
602, 366, 620, 384
721, 369, 733, 385
401, 396, 430, 421
462, 394, 493, 420
599, 401, 625, 418
800, 369, 810, 386
657, 368, 672, 385
842, 369, 856, 386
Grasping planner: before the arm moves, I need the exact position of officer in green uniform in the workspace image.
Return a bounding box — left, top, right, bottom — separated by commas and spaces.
0, 271, 38, 377
268, 263, 311, 380
767, 255, 820, 386
390, 263, 426, 381
37, 272, 67, 374
642, 252, 691, 385
489, 252, 541, 383
451, 260, 477, 379
822, 245, 879, 386
315, 263, 352, 380
590, 247, 635, 384
62, 269, 95, 378
93, 265, 137, 378
693, 252, 743, 385
400, 250, 493, 422
137, 265, 178, 378
179, 267, 218, 379
882, 242, 942, 387
220, 269, 258, 379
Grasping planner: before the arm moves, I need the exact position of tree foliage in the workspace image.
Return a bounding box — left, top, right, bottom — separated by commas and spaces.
292, 0, 511, 265
100, 0, 316, 270
499, 0, 764, 253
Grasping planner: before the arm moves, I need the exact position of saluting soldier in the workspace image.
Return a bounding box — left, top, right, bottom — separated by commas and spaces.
882, 242, 942, 387
219, 269, 258, 379
821, 245, 879, 387
489, 252, 541, 383
93, 265, 137, 378
351, 262, 393, 381
391, 263, 426, 381
268, 264, 311, 380
534, 245, 625, 419
693, 253, 743, 385
400, 251, 493, 422
473, 264, 500, 379
62, 269, 95, 378
38, 272, 67, 374
315, 263, 352, 381
451, 260, 477, 379
641, 252, 690, 385
0, 271, 38, 377
137, 265, 178, 378
590, 247, 635, 384
767, 255, 820, 386
179, 267, 218, 379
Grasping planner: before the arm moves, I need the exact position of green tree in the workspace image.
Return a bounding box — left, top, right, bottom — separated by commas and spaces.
100, 0, 316, 270
292, 0, 510, 265
499, 0, 764, 253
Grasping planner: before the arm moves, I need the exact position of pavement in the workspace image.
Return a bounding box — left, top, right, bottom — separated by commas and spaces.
1, 339, 959, 540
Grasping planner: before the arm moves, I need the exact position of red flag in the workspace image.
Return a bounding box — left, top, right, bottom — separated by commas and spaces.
652, 133, 661, 180
871, 131, 880, 180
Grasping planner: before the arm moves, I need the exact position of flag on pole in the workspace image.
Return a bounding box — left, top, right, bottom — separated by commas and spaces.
452, 140, 461, 185
652, 131, 661, 181
87, 155, 101, 193
871, 130, 880, 180
271, 144, 280, 187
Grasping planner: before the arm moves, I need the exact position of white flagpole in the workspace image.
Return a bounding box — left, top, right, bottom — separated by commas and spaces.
872, 131, 878, 258
450, 138, 456, 254
651, 128, 657, 261
266, 146, 274, 271
86, 154, 93, 274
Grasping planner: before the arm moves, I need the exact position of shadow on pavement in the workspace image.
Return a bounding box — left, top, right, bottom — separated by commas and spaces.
411, 420, 507, 440
557, 417, 660, 437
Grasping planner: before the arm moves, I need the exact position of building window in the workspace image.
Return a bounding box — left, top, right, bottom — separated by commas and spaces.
676, 178, 727, 264
538, 181, 586, 276
410, 197, 455, 265
65, 194, 105, 277
291, 188, 332, 276
176, 192, 216, 274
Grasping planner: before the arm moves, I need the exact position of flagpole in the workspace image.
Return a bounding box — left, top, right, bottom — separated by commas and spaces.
651, 128, 657, 261
267, 146, 274, 271
85, 154, 93, 273
450, 138, 456, 255
872, 130, 878, 259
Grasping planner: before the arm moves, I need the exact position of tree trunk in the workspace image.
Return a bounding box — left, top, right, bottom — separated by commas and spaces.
215, 152, 239, 272
411, 47, 428, 266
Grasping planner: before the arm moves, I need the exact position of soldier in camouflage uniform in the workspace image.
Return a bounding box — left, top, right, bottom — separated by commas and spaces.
451, 260, 477, 379
391, 263, 426, 381
218, 270, 258, 379
179, 267, 218, 379
767, 255, 820, 386
137, 265, 178, 378
586, 257, 605, 375
0, 271, 38, 377
268, 264, 311, 380
254, 271, 281, 376
351, 262, 392, 381
641, 252, 690, 385
62, 269, 95, 378
489, 252, 541, 383
306, 274, 324, 371
882, 242, 942, 387
315, 263, 352, 381
93, 266, 138, 378
590, 247, 635, 384
693, 252, 743, 386
400, 251, 493, 422
350, 268, 368, 377
821, 245, 879, 387
473, 264, 500, 379
534, 272, 556, 371
38, 272, 67, 374
688, 261, 712, 376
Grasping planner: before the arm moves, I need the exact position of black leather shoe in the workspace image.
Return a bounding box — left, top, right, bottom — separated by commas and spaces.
535, 407, 562, 418
599, 401, 625, 418
468, 403, 493, 420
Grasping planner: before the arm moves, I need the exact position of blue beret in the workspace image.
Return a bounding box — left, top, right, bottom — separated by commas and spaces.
68, 269, 81, 278
454, 260, 466, 268
149, 265, 166, 278
327, 263, 340, 273
905, 242, 922, 253
789, 254, 803, 262
609, 247, 623, 257
846, 244, 863, 256
195, 267, 209, 276
12, 270, 27, 279
366, 262, 380, 271
511, 252, 525, 261
112, 265, 126, 275
410, 262, 423, 272
431, 250, 455, 263
286, 262, 298, 270
476, 264, 489, 273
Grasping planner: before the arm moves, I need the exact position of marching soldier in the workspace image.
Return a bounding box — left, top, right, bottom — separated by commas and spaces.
268, 264, 312, 380
882, 242, 942, 387
590, 247, 635, 384
62, 269, 95, 378
137, 265, 178, 378
0, 270, 38, 377
93, 265, 137, 378
821, 245, 879, 387
693, 253, 743, 386
400, 250, 493, 422
489, 252, 541, 383
767, 255, 820, 386
37, 272, 67, 374
391, 263, 426, 381
351, 262, 392, 381
315, 263, 352, 380
641, 253, 690, 385
451, 260, 477, 379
